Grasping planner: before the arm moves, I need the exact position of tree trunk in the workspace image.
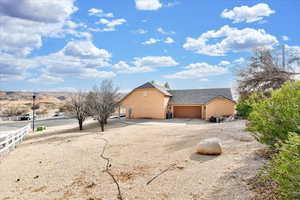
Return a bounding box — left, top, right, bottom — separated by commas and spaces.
100, 121, 104, 132
79, 119, 83, 130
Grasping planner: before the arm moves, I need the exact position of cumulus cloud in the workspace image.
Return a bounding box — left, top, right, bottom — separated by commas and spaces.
133, 29, 148, 34
157, 27, 175, 35
0, 53, 38, 81
135, 0, 162, 10
165, 62, 228, 79
0, 40, 116, 81
221, 3, 275, 23
219, 61, 231, 66
95, 18, 126, 32
0, 0, 84, 56
234, 57, 246, 64
164, 37, 175, 44
36, 40, 114, 78
112, 61, 153, 74
61, 40, 111, 59
133, 56, 178, 67
164, 1, 180, 8
28, 74, 64, 84
113, 56, 178, 74
282, 35, 289, 41
0, 0, 77, 23
183, 25, 278, 56
88, 8, 114, 18
142, 38, 160, 45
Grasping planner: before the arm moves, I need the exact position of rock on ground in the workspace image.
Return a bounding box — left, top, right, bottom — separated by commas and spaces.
196, 138, 222, 155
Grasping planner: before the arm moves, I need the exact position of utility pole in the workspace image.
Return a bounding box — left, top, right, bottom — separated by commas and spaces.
282, 44, 286, 70
32, 94, 36, 132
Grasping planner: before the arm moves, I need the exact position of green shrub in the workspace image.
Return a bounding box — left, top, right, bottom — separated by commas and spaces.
248, 81, 300, 148
262, 133, 300, 200
236, 101, 252, 118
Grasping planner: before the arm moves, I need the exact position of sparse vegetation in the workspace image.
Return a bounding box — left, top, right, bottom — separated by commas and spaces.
68, 91, 89, 130
260, 133, 300, 200
237, 48, 299, 100
86, 80, 119, 132
248, 81, 300, 148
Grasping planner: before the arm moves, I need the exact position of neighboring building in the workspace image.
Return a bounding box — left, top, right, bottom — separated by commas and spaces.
118, 82, 235, 120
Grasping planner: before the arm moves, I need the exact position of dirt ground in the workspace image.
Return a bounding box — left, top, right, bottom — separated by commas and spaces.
0, 119, 265, 200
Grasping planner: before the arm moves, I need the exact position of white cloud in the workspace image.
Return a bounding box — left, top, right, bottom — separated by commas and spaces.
221, 3, 275, 23
165, 62, 228, 79
28, 74, 64, 84
219, 61, 231, 66
88, 8, 114, 18
164, 37, 175, 44
282, 35, 289, 41
165, 1, 180, 8
135, 0, 162, 10
0, 0, 84, 56
0, 0, 78, 23
142, 38, 160, 45
95, 18, 126, 32
133, 29, 148, 34
61, 40, 111, 59
0, 40, 115, 81
133, 56, 178, 67
234, 57, 246, 64
0, 53, 38, 81
113, 56, 178, 74
183, 25, 278, 56
112, 61, 153, 74
36, 40, 113, 78
157, 27, 175, 35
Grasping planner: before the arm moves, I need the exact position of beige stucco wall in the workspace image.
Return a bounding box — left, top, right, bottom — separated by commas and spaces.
120, 89, 170, 119
205, 98, 235, 119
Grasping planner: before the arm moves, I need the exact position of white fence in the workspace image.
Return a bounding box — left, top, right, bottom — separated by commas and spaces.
0, 124, 31, 154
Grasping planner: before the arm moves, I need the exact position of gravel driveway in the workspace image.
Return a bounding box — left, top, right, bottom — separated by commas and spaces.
0, 119, 265, 200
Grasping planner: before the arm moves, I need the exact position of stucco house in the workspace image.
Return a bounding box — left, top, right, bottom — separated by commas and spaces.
118, 82, 235, 120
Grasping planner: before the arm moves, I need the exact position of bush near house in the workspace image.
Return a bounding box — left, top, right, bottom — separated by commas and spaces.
261, 133, 300, 200
248, 81, 300, 148
246, 81, 300, 200
236, 100, 252, 118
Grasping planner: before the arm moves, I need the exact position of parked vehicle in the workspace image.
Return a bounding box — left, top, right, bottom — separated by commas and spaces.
53, 112, 64, 117
20, 114, 33, 121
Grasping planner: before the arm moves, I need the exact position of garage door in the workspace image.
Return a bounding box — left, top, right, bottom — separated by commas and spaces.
173, 106, 201, 118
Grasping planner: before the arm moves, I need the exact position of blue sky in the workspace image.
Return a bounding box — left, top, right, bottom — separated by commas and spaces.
0, 0, 299, 92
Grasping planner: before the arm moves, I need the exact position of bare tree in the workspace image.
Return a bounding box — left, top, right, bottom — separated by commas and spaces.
86, 80, 119, 132
237, 48, 299, 100
68, 91, 88, 130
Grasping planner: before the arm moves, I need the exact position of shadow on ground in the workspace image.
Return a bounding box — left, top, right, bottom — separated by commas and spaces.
189, 152, 219, 163
23, 120, 129, 146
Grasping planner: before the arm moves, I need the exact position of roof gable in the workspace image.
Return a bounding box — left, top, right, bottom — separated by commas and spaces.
118, 82, 171, 103
134, 82, 172, 96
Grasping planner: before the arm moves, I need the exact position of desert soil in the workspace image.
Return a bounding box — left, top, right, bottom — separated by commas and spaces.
0, 119, 265, 200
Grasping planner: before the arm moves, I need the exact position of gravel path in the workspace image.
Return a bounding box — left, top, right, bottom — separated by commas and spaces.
0, 119, 265, 200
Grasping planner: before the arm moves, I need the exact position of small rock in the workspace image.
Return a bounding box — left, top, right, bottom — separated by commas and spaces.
16, 179, 20, 182
34, 175, 39, 179
196, 138, 222, 155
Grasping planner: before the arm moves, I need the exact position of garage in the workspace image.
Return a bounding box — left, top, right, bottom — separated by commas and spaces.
173, 106, 202, 118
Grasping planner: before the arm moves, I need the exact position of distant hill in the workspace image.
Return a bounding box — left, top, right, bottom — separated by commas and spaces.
0, 91, 72, 102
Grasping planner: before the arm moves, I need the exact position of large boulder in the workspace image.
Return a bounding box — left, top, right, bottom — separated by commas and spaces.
196, 138, 222, 155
